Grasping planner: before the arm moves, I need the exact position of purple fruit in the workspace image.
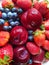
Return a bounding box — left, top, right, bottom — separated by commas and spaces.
14, 46, 30, 63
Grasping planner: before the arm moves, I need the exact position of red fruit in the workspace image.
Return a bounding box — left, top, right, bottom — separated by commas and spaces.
27, 8, 42, 30
0, 44, 13, 65
44, 11, 49, 20
2, 0, 14, 9
21, 8, 42, 30
0, 31, 10, 46
34, 30, 45, 46
32, 49, 45, 63
33, 0, 49, 17
0, 11, 2, 18
4, 21, 9, 26
10, 26, 28, 46
42, 40, 49, 51
14, 46, 30, 63
21, 12, 32, 30
12, 0, 17, 3
26, 42, 40, 55
45, 30, 49, 39
32, 63, 41, 65
16, 0, 32, 10
44, 20, 49, 30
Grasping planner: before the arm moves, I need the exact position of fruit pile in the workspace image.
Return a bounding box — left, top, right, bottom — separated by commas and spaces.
0, 0, 49, 65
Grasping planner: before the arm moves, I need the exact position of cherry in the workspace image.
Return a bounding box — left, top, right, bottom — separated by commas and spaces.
21, 11, 33, 30
21, 8, 42, 30
27, 8, 42, 30
13, 46, 30, 63
10, 26, 28, 46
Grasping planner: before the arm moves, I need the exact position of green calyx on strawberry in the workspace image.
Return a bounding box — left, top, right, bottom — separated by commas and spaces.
0, 55, 12, 65
34, 30, 45, 46
0, 44, 13, 65
40, 24, 45, 30
45, 52, 49, 59
2, 0, 14, 9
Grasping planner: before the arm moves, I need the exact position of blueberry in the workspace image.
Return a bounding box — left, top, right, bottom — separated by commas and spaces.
13, 12, 18, 18
16, 18, 20, 21
10, 21, 15, 26
28, 30, 33, 35
0, 7, 4, 12
8, 26, 12, 30
2, 13, 7, 19
12, 7, 18, 12
8, 19, 13, 23
5, 8, 10, 13
15, 21, 20, 25
28, 35, 33, 41
27, 59, 33, 64
7, 12, 13, 19
17, 8, 23, 14
3, 26, 9, 31
0, 19, 5, 25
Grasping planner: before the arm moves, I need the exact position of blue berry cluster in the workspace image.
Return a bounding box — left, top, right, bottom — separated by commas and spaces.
0, 7, 23, 31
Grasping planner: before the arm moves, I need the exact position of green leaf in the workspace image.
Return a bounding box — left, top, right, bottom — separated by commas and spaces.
4, 55, 10, 61
45, 52, 49, 59
40, 25, 45, 30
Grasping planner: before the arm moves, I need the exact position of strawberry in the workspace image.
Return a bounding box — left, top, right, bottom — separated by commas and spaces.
32, 49, 45, 63
43, 20, 49, 30
16, 0, 32, 10
45, 30, 49, 39
34, 30, 45, 46
33, 0, 49, 19
32, 63, 41, 65
42, 40, 49, 51
0, 44, 13, 65
2, 0, 14, 9
0, 31, 10, 46
26, 42, 40, 55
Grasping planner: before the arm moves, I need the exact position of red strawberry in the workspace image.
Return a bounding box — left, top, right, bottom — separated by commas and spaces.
14, 46, 30, 63
0, 31, 10, 46
2, 0, 14, 9
32, 49, 45, 63
0, 44, 13, 65
33, 0, 49, 18
34, 30, 45, 46
10, 26, 28, 46
32, 63, 41, 65
16, 0, 32, 10
42, 40, 49, 51
26, 42, 40, 55
43, 20, 49, 30
45, 30, 49, 39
